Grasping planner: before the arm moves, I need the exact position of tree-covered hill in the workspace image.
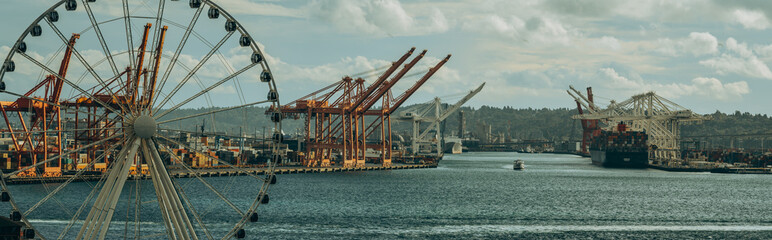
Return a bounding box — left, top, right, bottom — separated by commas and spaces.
158, 105, 772, 148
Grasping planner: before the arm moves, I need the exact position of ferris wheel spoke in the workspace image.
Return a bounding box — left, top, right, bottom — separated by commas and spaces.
133, 168, 142, 239
156, 134, 268, 182
58, 172, 107, 240
1, 90, 126, 124
57, 139, 128, 240
155, 62, 258, 120
1, 2, 281, 238
154, 31, 235, 113
157, 141, 245, 217
145, 0, 165, 68
145, 139, 198, 239
123, 0, 136, 73
153, 5, 205, 112
156, 100, 270, 125
3, 133, 122, 178
14, 52, 127, 118
78, 137, 139, 240
24, 143, 121, 217
82, 0, 120, 77
140, 141, 176, 239
173, 181, 214, 240
42, 18, 132, 115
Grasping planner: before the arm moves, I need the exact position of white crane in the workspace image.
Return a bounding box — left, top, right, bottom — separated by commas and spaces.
398, 83, 485, 156
571, 90, 708, 162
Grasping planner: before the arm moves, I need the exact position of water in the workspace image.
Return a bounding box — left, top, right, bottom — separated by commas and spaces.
254, 152, 772, 239
6, 152, 772, 239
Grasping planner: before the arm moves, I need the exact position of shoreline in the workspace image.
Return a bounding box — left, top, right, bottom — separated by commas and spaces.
3, 163, 438, 185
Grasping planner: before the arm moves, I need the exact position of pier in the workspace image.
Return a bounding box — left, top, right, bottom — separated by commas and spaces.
3, 163, 437, 185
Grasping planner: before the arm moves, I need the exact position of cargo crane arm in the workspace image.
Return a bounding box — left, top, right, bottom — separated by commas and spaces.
349, 47, 415, 113
437, 82, 484, 121
50, 34, 80, 103
387, 54, 452, 113
361, 54, 452, 138
358, 50, 427, 113
568, 85, 599, 113
283, 79, 343, 108
14, 34, 80, 103
567, 90, 592, 115
145, 25, 168, 105
416, 83, 485, 140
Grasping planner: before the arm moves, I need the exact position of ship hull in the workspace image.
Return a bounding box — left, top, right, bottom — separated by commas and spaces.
590, 150, 648, 168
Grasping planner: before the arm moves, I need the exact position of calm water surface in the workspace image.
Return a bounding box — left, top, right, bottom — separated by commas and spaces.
6, 152, 772, 239
255, 152, 772, 239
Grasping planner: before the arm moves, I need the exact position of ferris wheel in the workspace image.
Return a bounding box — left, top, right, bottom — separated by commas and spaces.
0, 0, 282, 239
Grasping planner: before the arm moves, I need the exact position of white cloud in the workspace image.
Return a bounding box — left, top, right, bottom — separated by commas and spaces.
754, 43, 772, 61
599, 68, 644, 90
724, 37, 753, 58
306, 0, 449, 37
656, 32, 718, 56
598, 68, 749, 101
592, 36, 621, 51
731, 9, 771, 30
217, 0, 303, 18
461, 14, 576, 46
687, 77, 749, 100
699, 38, 772, 80
700, 54, 772, 80
0, 46, 9, 62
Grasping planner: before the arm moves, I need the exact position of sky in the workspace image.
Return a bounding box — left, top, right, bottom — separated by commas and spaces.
1, 0, 772, 115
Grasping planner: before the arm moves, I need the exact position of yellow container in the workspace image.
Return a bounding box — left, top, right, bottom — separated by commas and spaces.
94, 163, 107, 172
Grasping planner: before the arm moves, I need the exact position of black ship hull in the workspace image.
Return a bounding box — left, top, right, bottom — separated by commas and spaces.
590, 150, 648, 168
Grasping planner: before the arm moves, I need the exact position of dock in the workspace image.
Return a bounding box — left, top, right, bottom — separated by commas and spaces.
3, 163, 437, 185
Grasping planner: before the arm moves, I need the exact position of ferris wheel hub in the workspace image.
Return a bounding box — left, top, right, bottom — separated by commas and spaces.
133, 114, 157, 138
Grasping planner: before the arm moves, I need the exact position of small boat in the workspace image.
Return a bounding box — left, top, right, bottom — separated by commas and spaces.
513, 159, 525, 170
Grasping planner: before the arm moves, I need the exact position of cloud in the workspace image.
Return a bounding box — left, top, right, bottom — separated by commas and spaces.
598, 68, 749, 101
592, 36, 621, 51
461, 14, 577, 46
599, 68, 647, 90
306, 0, 449, 37
656, 32, 718, 56
541, 0, 619, 17
217, 0, 303, 18
687, 77, 749, 100
0, 46, 8, 62
732, 9, 771, 30
699, 38, 772, 80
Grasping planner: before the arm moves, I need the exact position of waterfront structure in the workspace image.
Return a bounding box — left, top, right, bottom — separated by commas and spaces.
278, 48, 450, 168
569, 86, 708, 165
0, 1, 281, 238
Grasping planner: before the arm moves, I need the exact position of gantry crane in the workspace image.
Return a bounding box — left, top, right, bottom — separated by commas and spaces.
569, 88, 709, 162
397, 83, 485, 157
0, 22, 169, 176
58, 23, 167, 171
0, 34, 80, 177
566, 86, 600, 155
278, 47, 451, 168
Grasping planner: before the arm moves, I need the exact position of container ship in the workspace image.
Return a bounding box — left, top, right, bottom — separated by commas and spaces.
589, 123, 649, 168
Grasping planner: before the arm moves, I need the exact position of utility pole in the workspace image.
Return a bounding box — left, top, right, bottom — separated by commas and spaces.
458, 110, 465, 139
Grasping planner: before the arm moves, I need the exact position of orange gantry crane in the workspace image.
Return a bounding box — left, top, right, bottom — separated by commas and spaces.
60, 23, 168, 171
276, 47, 451, 168
0, 34, 79, 177
0, 22, 168, 176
